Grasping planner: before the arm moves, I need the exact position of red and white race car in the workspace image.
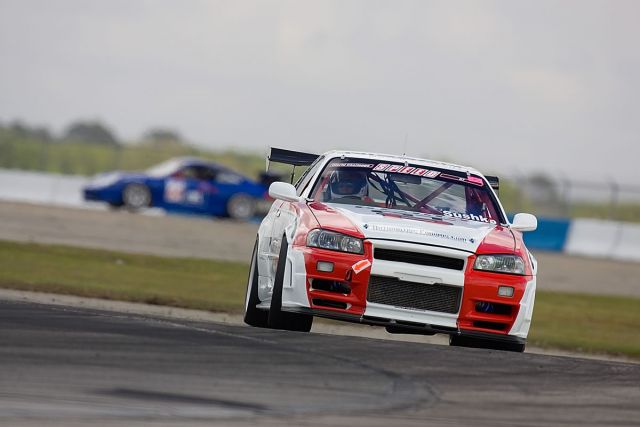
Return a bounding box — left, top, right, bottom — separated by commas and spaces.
244, 148, 538, 352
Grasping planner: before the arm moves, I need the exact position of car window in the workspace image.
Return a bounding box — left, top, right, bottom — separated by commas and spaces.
216, 171, 243, 184
309, 157, 504, 224
177, 166, 199, 180
195, 166, 218, 181
295, 155, 325, 196
177, 165, 217, 181
146, 159, 182, 177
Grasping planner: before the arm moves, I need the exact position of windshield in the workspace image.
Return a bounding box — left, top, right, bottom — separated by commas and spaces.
146, 159, 182, 177
310, 158, 504, 224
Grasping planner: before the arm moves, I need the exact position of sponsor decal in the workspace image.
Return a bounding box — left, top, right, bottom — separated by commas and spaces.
373, 163, 440, 178
330, 163, 375, 168
351, 259, 371, 275
440, 173, 484, 187
185, 190, 204, 205
330, 162, 484, 188
369, 208, 453, 225
198, 181, 218, 193
467, 176, 484, 186
442, 210, 497, 225
216, 172, 243, 185
366, 223, 472, 243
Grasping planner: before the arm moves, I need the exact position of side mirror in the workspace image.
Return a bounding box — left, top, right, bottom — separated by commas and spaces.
511, 213, 537, 232
269, 182, 304, 203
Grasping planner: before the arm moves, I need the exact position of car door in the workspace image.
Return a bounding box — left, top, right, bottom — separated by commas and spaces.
205, 168, 250, 216
162, 165, 213, 214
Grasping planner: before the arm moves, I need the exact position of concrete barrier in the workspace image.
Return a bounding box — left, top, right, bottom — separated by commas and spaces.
521, 216, 640, 262
609, 222, 640, 262
564, 219, 621, 258
522, 217, 571, 252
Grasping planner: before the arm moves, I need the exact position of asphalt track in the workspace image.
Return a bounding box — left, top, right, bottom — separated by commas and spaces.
2, 300, 639, 427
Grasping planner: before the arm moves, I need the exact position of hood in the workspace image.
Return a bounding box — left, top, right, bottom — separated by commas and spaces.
309, 202, 514, 253
87, 171, 148, 188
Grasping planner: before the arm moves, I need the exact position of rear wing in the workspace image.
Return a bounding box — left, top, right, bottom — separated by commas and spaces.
485, 175, 499, 195
268, 147, 319, 167
267, 147, 320, 183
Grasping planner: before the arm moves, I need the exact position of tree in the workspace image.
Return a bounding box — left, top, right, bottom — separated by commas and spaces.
142, 128, 184, 144
63, 120, 119, 145
7, 120, 52, 141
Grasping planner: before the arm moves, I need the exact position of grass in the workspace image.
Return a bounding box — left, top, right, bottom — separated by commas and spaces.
0, 240, 248, 312
529, 291, 640, 358
0, 239, 638, 358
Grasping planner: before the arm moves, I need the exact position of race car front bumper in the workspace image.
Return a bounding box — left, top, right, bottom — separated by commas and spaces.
280, 239, 535, 342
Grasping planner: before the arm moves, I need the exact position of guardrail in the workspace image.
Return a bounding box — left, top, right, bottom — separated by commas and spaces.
521, 216, 640, 262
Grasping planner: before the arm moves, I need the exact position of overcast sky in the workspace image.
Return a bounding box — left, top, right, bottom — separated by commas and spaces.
1, 0, 639, 182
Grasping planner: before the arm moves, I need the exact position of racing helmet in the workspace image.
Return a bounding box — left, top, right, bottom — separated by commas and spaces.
329, 169, 368, 200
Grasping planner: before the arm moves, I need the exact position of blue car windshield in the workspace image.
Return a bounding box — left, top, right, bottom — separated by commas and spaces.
146, 159, 182, 177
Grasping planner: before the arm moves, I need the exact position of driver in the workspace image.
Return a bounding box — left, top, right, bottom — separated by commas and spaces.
327, 169, 369, 201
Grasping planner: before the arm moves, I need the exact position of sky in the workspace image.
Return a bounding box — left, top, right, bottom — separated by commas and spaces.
1, 0, 639, 182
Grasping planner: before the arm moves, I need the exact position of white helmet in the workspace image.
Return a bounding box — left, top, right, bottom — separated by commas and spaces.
329, 170, 368, 200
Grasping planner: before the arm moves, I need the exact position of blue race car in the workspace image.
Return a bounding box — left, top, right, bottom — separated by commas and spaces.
83, 157, 274, 219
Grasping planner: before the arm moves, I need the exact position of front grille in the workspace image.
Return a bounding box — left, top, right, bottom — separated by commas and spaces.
367, 275, 462, 314
374, 248, 464, 271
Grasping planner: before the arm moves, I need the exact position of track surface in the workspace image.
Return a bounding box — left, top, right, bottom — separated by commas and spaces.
2, 300, 639, 427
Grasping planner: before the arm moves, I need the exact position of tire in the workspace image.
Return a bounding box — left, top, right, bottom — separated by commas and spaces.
122, 183, 151, 211
267, 235, 313, 332
244, 237, 269, 328
226, 194, 256, 220
449, 334, 525, 353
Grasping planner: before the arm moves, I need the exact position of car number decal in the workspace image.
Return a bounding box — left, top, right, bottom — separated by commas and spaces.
165, 179, 186, 202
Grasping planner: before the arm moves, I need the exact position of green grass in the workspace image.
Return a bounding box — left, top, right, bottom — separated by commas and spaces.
0, 240, 248, 312
529, 291, 640, 358
0, 239, 639, 358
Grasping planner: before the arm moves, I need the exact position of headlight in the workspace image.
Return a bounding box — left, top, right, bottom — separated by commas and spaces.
307, 229, 364, 254
474, 254, 525, 275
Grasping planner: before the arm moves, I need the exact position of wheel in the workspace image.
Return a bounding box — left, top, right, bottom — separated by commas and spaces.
122, 183, 151, 211
226, 194, 256, 220
244, 237, 269, 328
449, 334, 526, 353
267, 235, 313, 332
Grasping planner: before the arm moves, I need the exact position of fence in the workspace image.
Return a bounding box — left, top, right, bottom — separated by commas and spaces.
503, 174, 640, 223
